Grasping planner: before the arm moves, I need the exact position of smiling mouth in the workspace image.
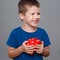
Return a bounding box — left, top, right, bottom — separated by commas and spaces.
33, 20, 39, 23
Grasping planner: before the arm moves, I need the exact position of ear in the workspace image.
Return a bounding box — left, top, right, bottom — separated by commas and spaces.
19, 13, 25, 20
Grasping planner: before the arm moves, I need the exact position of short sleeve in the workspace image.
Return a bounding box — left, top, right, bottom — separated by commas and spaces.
42, 30, 51, 47
6, 30, 18, 48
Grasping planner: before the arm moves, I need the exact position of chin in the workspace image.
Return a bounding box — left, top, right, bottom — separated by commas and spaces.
31, 25, 37, 28
29, 23, 38, 28
32, 24, 38, 27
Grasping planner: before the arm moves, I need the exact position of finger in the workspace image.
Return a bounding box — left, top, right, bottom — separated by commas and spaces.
36, 49, 43, 54
23, 41, 29, 47
23, 41, 28, 44
26, 50, 34, 55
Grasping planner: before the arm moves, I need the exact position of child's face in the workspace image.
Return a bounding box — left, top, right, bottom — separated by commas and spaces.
20, 6, 41, 28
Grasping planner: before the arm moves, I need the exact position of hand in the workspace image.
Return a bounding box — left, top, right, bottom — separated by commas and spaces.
34, 41, 44, 54
22, 41, 34, 55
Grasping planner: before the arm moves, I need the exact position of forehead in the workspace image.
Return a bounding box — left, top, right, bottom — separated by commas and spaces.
26, 6, 40, 13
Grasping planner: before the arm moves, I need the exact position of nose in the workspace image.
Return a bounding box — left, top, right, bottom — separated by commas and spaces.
34, 14, 40, 19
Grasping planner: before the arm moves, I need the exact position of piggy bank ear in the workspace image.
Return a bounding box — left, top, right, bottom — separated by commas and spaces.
28, 38, 32, 42
33, 37, 37, 40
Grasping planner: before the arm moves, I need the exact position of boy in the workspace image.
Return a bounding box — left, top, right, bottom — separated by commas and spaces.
6, 0, 51, 60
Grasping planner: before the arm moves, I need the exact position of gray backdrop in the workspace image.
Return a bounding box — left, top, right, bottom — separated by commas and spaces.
0, 0, 60, 60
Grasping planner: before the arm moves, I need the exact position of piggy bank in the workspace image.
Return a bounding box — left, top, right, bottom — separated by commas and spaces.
26, 37, 42, 46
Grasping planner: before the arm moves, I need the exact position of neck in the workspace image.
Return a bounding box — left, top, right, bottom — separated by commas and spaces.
22, 24, 37, 32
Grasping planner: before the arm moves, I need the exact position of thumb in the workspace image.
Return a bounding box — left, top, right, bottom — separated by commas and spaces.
23, 40, 28, 45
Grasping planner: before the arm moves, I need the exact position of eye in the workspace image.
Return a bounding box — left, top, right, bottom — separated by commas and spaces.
31, 13, 35, 15
37, 12, 40, 15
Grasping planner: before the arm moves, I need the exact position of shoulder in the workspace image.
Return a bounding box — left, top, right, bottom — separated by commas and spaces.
10, 27, 21, 34
37, 27, 48, 35
38, 27, 46, 32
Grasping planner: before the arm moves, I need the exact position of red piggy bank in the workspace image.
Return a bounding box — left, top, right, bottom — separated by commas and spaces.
26, 37, 42, 46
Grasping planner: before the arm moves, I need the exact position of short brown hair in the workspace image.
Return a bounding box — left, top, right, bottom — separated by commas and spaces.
18, 0, 40, 14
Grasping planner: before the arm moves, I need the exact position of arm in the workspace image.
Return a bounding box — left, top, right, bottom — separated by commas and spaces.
42, 46, 50, 57
8, 41, 34, 58
8, 46, 24, 58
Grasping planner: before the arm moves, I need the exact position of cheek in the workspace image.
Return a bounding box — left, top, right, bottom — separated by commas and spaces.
27, 15, 33, 20
39, 15, 41, 19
